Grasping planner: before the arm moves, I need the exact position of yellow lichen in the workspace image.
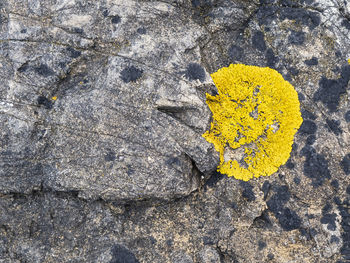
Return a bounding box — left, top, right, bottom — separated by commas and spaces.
203, 64, 303, 181
348, 58, 350, 65
51, 96, 57, 101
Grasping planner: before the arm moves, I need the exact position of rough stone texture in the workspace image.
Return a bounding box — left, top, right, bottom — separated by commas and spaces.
1, 0, 350, 262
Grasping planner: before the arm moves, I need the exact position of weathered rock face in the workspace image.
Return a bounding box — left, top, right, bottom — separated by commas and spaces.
0, 0, 222, 201
1, 0, 350, 262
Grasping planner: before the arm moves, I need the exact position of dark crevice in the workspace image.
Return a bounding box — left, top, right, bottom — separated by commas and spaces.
0, 155, 208, 209
184, 152, 203, 191
216, 244, 239, 263
251, 209, 272, 229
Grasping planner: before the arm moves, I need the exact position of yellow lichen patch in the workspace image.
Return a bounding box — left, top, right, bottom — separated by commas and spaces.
203, 64, 303, 181
348, 58, 350, 65
51, 96, 57, 101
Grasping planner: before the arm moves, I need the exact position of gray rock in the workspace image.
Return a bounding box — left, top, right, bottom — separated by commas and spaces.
1, 0, 350, 262
198, 247, 221, 263
0, 0, 220, 202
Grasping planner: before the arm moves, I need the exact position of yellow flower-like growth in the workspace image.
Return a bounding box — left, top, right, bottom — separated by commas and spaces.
203, 64, 303, 181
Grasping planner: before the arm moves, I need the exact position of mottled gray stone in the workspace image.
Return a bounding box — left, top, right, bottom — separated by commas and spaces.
198, 246, 221, 263
1, 0, 350, 262
0, 0, 220, 202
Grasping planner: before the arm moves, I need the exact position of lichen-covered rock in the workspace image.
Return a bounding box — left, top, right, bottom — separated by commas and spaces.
1, 0, 350, 262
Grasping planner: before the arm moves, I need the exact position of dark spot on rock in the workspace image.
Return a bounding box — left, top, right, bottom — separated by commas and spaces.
240, 181, 256, 202
301, 146, 331, 187
278, 208, 302, 231
334, 196, 342, 205
304, 57, 318, 66
337, 198, 350, 260
315, 78, 344, 111
127, 166, 135, 176
73, 28, 84, 34
66, 46, 81, 58
310, 228, 318, 237
299, 228, 308, 237
191, 0, 212, 8
256, 5, 278, 25
322, 203, 332, 214
58, 62, 66, 69
110, 244, 139, 263
230, 202, 237, 209
259, 0, 277, 4
301, 109, 316, 120
278, 173, 285, 180
37, 96, 53, 110
321, 213, 337, 231
341, 154, 350, 175
165, 157, 181, 167
341, 19, 350, 30
34, 64, 55, 77
331, 235, 340, 244
120, 66, 143, 83
280, 8, 320, 29
185, 63, 205, 82
308, 12, 321, 28
20, 28, 27, 33
286, 159, 295, 169
301, 0, 314, 4
262, 181, 271, 200
111, 15, 121, 24
258, 240, 266, 250
335, 50, 342, 57
267, 185, 290, 213
289, 67, 299, 76
137, 27, 146, 34
204, 170, 224, 190
166, 239, 173, 247
17, 63, 29, 73
203, 236, 214, 245
104, 150, 116, 162
266, 48, 278, 68
342, 64, 350, 82
103, 10, 109, 17
149, 236, 156, 244
299, 120, 317, 135
281, 0, 299, 7
267, 253, 274, 260
331, 180, 339, 190
326, 119, 342, 135
347, 185, 350, 195
288, 30, 305, 45
298, 92, 305, 101
293, 177, 301, 185
299, 228, 315, 240
228, 44, 243, 61
345, 111, 350, 122
306, 135, 316, 145
314, 65, 350, 112
252, 31, 266, 52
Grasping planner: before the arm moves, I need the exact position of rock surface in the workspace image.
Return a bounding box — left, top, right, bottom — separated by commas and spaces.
0, 0, 350, 262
